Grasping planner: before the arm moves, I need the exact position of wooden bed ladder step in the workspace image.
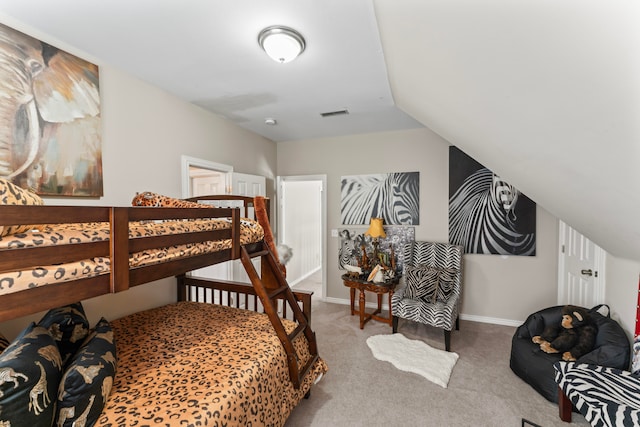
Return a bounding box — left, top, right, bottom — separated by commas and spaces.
240, 244, 319, 390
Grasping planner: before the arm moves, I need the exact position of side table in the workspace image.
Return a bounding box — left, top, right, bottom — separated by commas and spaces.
341, 273, 399, 329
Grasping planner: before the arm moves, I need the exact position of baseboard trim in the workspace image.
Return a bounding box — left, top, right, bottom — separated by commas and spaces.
323, 297, 523, 327
459, 313, 522, 328
289, 266, 321, 287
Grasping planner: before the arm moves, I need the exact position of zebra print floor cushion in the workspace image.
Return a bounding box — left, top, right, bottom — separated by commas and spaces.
38, 302, 91, 368
0, 323, 63, 426
56, 317, 116, 427
554, 361, 640, 427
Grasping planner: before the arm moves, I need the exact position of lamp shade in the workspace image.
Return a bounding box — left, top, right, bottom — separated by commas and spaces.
258, 26, 306, 63
365, 218, 386, 239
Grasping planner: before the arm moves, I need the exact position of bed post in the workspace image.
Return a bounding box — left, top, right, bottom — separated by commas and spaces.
558, 386, 572, 422
110, 207, 130, 293
231, 208, 241, 259
176, 274, 187, 301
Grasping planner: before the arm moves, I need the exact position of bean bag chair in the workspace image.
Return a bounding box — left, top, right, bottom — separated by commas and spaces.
510, 304, 630, 403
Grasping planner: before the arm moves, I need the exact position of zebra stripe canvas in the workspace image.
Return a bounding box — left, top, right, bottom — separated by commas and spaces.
340, 172, 419, 225
554, 361, 640, 427
448, 146, 536, 256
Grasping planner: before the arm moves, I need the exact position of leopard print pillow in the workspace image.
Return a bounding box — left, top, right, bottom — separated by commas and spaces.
0, 178, 43, 236
131, 191, 208, 208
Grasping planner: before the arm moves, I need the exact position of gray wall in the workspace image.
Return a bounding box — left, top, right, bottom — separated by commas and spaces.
277, 127, 560, 325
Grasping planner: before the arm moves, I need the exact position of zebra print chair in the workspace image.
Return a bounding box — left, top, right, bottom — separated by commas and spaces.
391, 241, 463, 351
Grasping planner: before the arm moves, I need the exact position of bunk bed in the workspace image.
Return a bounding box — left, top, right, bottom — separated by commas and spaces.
0, 182, 326, 427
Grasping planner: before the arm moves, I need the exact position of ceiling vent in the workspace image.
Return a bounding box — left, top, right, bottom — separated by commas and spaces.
320, 109, 349, 118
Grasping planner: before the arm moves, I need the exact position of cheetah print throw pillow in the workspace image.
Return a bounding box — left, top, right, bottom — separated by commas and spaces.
131, 191, 207, 208
0, 323, 63, 427
0, 178, 43, 237
56, 318, 116, 427
38, 302, 90, 368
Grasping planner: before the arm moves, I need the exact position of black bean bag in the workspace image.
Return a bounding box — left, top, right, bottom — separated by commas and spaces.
510, 304, 630, 403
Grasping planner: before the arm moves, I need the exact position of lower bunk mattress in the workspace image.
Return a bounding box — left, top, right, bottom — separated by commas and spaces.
97, 301, 328, 427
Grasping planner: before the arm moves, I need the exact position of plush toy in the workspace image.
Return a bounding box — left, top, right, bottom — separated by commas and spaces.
532, 305, 597, 361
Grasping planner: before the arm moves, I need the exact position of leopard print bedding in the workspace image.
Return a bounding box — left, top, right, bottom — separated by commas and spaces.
97, 302, 327, 427
0, 219, 264, 296
131, 191, 210, 208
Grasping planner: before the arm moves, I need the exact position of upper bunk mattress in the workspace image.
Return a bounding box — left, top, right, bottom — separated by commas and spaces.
0, 218, 263, 296
97, 302, 327, 427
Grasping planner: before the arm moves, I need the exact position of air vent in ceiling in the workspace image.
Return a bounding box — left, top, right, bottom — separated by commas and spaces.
320, 109, 349, 117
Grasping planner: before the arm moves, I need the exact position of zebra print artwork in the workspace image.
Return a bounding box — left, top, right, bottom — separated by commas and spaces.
449, 146, 536, 256
340, 172, 419, 225
338, 227, 415, 273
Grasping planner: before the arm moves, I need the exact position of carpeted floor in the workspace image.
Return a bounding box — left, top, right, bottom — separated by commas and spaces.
285, 300, 589, 427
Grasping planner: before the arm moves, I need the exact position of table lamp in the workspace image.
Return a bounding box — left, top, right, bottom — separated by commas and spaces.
365, 217, 386, 265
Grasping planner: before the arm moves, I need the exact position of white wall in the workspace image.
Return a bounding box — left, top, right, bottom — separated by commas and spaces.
0, 18, 277, 338
606, 256, 640, 340
277, 127, 560, 325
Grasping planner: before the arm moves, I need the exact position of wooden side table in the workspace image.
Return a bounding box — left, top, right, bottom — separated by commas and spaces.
341, 274, 399, 329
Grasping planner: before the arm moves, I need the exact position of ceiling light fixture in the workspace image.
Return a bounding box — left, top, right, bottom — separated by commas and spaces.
258, 26, 306, 63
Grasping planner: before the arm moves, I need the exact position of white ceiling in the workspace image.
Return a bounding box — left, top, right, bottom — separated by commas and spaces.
0, 0, 422, 142
0, 0, 638, 261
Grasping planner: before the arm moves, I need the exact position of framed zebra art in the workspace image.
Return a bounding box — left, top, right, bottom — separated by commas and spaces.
338, 226, 415, 274
340, 172, 420, 225
448, 146, 536, 256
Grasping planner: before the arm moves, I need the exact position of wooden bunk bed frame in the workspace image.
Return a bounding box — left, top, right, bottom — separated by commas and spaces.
0, 195, 318, 389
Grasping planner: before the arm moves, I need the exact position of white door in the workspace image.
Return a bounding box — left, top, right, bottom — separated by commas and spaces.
230, 172, 266, 284
232, 172, 265, 199
557, 220, 606, 307
188, 167, 233, 295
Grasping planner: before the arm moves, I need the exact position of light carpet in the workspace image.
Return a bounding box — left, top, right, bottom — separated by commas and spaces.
366, 333, 459, 388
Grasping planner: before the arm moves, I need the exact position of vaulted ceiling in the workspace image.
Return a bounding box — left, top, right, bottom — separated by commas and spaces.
373, 0, 640, 262
0, 0, 637, 260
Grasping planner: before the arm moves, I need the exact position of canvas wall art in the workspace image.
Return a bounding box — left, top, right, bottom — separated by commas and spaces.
338, 226, 415, 274
0, 23, 102, 197
449, 146, 536, 256
340, 172, 419, 225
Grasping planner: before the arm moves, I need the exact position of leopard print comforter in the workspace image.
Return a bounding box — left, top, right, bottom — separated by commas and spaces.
98, 302, 327, 427
0, 219, 263, 296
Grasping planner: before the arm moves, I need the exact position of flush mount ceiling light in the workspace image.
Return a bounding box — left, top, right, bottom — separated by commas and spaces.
258, 26, 306, 63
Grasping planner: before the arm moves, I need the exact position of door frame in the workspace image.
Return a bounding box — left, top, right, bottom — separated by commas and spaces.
278, 174, 327, 301
180, 155, 232, 198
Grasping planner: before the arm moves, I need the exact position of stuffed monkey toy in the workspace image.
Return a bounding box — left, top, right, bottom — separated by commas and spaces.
532, 305, 597, 362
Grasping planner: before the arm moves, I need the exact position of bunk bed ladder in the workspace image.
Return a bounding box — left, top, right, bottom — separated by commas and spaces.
239, 244, 319, 390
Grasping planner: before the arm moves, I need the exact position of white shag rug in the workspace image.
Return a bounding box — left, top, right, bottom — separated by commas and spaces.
366, 333, 459, 388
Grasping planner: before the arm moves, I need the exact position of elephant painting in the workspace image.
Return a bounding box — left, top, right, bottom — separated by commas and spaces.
0, 22, 102, 196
